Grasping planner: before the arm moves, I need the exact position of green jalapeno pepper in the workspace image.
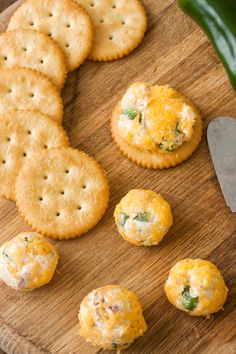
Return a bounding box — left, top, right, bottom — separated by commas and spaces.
177, 0, 236, 91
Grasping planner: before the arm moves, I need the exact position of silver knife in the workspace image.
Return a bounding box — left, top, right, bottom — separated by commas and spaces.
207, 116, 236, 212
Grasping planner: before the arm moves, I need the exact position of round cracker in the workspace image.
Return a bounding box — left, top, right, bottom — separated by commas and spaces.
8, 0, 94, 72
0, 30, 66, 90
111, 101, 203, 169
74, 0, 147, 61
15, 147, 110, 239
0, 67, 63, 123
0, 110, 69, 201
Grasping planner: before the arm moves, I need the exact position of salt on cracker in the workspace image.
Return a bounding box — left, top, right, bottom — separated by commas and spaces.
0, 110, 69, 201
15, 147, 109, 239
0, 30, 66, 90
0, 67, 63, 123
111, 101, 203, 169
74, 0, 147, 61
8, 0, 94, 72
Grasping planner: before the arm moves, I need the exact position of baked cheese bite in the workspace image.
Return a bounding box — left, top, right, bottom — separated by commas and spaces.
0, 232, 58, 291
164, 259, 228, 317
78, 285, 147, 351
114, 189, 173, 246
111, 82, 203, 169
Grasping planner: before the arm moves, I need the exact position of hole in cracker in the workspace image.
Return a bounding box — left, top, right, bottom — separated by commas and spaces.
82, 184, 86, 189
100, 19, 104, 23
56, 212, 60, 217
40, 59, 44, 64
23, 152, 27, 157
30, 22, 34, 26
60, 191, 65, 195
43, 175, 48, 180
112, 4, 117, 8
66, 24, 71, 28
65, 43, 70, 48
48, 33, 52, 37
39, 197, 43, 201
121, 20, 126, 25
6, 137, 11, 142
27, 130, 31, 135
23, 47, 27, 52
49, 13, 53, 17
65, 169, 69, 174
3, 56, 7, 61
109, 35, 113, 40
8, 89, 12, 94
78, 206, 82, 210
2, 159, 6, 164
30, 93, 35, 98
44, 145, 48, 149
90, 2, 95, 6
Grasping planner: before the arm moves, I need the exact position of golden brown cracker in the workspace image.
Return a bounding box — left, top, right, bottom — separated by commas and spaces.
0, 30, 66, 90
111, 101, 203, 169
74, 0, 147, 61
15, 147, 109, 239
0, 67, 63, 123
8, 0, 94, 72
0, 110, 69, 200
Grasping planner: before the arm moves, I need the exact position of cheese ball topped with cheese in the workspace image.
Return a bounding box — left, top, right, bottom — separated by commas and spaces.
114, 189, 173, 246
78, 285, 147, 351
112, 81, 203, 169
118, 82, 198, 153
0, 232, 59, 291
165, 259, 228, 317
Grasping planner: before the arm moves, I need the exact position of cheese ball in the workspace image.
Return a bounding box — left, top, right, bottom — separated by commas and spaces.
78, 285, 147, 351
164, 259, 228, 317
118, 82, 198, 153
0, 232, 59, 291
114, 189, 173, 246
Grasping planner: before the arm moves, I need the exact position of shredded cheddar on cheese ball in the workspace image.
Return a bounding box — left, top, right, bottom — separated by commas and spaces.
0, 232, 58, 291
118, 82, 198, 153
164, 259, 228, 317
114, 189, 173, 246
78, 285, 147, 351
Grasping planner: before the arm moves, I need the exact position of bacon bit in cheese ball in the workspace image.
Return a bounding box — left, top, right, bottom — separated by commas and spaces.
78, 285, 147, 351
0, 232, 59, 291
114, 189, 173, 246
164, 259, 228, 317
117, 82, 198, 153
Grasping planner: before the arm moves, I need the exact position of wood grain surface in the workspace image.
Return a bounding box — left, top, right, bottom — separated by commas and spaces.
0, 1, 236, 353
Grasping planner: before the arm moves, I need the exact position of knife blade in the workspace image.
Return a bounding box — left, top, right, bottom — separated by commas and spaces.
207, 116, 236, 212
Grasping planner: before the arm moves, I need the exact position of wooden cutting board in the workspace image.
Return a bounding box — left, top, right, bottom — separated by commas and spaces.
0, 1, 235, 353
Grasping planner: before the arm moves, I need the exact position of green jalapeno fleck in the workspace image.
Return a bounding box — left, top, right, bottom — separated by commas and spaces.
182, 285, 199, 311
134, 212, 149, 222
120, 213, 129, 226
123, 108, 137, 120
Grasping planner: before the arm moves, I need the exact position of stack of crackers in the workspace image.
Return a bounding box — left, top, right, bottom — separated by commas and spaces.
0, 0, 147, 239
